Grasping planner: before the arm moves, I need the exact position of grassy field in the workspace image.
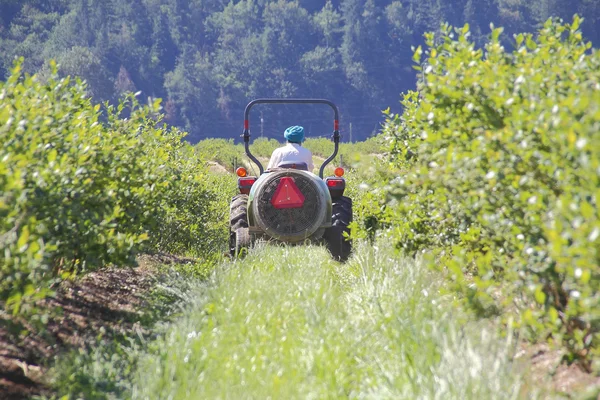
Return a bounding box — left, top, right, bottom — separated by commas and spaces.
129, 242, 542, 399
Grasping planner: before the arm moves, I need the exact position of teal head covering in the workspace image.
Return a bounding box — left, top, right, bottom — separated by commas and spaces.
284, 126, 305, 143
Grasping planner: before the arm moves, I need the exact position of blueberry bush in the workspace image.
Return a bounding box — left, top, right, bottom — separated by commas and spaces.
1, 60, 225, 317
379, 17, 600, 369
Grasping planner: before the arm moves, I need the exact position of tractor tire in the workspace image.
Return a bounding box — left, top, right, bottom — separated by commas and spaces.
229, 194, 250, 257
234, 227, 251, 258
323, 196, 352, 262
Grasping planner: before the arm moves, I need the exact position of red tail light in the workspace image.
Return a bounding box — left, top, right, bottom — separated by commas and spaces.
325, 177, 346, 197
238, 177, 256, 194
239, 177, 256, 186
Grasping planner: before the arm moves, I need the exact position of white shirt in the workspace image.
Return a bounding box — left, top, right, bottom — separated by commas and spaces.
267, 143, 314, 172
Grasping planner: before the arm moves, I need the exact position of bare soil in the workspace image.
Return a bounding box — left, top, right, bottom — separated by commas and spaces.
516, 343, 600, 396
207, 161, 230, 174
0, 253, 193, 400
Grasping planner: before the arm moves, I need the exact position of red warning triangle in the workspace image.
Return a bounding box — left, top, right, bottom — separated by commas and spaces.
271, 177, 305, 209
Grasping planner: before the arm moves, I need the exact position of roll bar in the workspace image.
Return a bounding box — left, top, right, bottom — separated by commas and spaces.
242, 98, 340, 178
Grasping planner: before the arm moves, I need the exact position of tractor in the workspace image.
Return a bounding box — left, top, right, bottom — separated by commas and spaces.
229, 99, 352, 261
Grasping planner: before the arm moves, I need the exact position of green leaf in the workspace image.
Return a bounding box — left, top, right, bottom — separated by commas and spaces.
17, 226, 30, 250
534, 286, 546, 305
48, 149, 58, 162
412, 46, 423, 64
24, 285, 36, 296
581, 202, 593, 219
580, 269, 591, 284
548, 307, 559, 324
571, 15, 580, 32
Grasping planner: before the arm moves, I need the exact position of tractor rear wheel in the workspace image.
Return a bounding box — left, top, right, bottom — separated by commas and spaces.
229, 194, 251, 257
235, 227, 251, 258
323, 196, 352, 262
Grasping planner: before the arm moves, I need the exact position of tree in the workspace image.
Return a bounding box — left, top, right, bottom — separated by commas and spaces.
56, 46, 114, 101
114, 65, 136, 96
1, 0, 598, 142
463, 0, 499, 43
579, 0, 600, 45
0, 4, 60, 74
313, 0, 342, 47
164, 51, 219, 142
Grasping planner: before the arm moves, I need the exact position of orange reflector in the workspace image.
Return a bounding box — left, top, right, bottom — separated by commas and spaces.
271, 177, 305, 209
334, 167, 344, 177
236, 167, 247, 177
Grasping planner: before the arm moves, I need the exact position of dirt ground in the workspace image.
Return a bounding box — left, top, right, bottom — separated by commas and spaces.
0, 253, 193, 399
516, 343, 600, 396
207, 161, 230, 174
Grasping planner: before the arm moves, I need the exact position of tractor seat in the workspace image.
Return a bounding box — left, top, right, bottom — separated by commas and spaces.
275, 162, 308, 171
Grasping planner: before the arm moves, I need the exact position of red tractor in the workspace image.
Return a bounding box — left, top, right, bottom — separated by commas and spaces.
229, 99, 352, 261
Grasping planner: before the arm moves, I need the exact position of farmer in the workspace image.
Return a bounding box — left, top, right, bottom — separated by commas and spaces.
267, 125, 314, 172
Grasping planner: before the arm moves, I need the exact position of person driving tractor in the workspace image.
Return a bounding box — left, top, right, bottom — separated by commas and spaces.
267, 125, 314, 172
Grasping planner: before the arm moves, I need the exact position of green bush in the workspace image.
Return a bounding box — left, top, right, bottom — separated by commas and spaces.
0, 60, 221, 316
194, 133, 386, 175
305, 136, 384, 160
380, 17, 600, 369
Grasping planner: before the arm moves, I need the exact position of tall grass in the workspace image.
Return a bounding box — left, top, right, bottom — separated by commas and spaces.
131, 242, 541, 399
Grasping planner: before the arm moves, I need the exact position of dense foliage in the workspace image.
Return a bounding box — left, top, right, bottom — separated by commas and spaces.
1, 0, 599, 142
379, 18, 599, 369
0, 60, 227, 317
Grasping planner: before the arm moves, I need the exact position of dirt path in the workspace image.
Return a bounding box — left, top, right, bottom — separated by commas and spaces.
207, 161, 230, 174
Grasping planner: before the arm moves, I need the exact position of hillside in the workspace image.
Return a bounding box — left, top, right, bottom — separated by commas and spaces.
1, 0, 599, 142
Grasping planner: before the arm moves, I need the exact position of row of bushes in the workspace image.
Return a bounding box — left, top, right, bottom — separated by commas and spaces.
372, 17, 599, 369
195, 136, 385, 172
1, 60, 227, 317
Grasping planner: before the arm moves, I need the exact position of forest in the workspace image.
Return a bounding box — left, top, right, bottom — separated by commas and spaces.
1, 0, 599, 142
